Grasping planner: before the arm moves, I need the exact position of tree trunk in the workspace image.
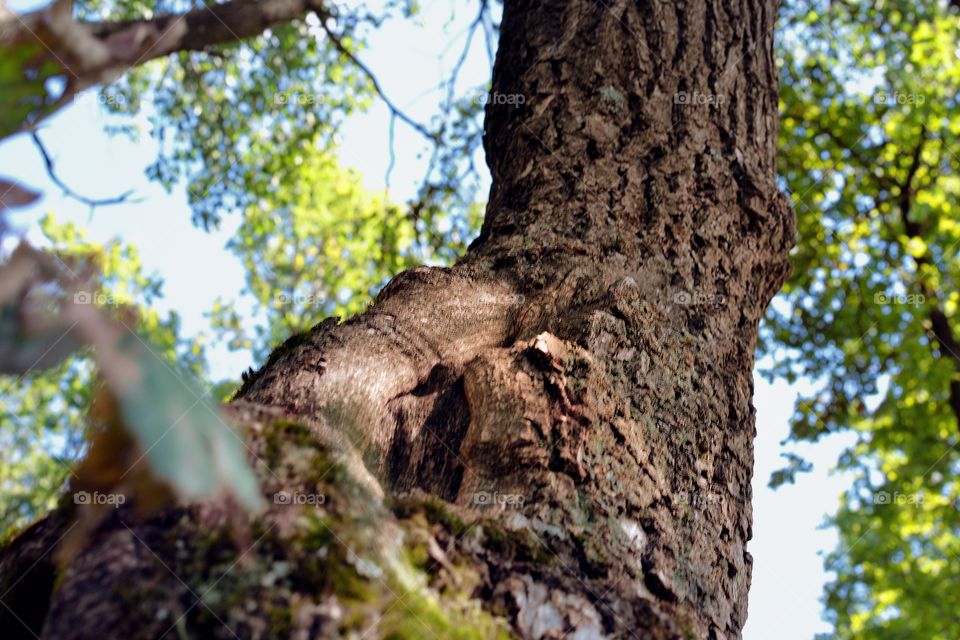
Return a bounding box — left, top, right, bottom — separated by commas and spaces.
0, 1, 794, 638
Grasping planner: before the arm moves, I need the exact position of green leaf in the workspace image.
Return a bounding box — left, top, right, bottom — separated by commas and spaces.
106, 332, 264, 513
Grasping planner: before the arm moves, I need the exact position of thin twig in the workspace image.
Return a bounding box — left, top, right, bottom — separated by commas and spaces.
443, 0, 487, 113
385, 113, 397, 193
319, 21, 438, 142
31, 130, 137, 208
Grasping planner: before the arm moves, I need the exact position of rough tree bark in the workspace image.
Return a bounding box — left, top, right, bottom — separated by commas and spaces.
1, 1, 794, 639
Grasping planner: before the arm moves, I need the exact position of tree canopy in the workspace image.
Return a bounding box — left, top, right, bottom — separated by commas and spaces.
770, 1, 960, 637
2, 0, 959, 636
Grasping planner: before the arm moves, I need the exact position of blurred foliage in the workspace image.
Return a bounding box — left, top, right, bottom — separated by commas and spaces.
0, 214, 209, 538
770, 0, 960, 637
0, 38, 61, 139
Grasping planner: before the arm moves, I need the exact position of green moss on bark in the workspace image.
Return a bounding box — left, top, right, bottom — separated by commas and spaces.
147, 418, 514, 639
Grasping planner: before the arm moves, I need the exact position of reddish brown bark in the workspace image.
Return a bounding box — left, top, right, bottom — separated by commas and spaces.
1, 1, 794, 638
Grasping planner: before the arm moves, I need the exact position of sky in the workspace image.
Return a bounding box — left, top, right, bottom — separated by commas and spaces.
0, 2, 857, 637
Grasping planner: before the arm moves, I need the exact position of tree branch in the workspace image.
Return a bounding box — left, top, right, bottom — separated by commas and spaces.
894, 127, 960, 428
84, 0, 329, 61
0, 0, 329, 139
2, 0, 442, 148
31, 130, 135, 208
318, 19, 437, 142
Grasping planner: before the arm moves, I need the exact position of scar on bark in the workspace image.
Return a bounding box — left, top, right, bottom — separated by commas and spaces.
233, 265, 532, 486
231, 257, 684, 495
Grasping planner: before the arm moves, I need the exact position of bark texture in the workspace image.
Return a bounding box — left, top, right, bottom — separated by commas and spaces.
0, 1, 794, 639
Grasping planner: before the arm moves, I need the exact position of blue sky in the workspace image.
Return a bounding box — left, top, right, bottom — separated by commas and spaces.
0, 2, 856, 637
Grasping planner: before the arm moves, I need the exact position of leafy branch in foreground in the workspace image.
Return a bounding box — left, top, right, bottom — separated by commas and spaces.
0, 209, 263, 540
